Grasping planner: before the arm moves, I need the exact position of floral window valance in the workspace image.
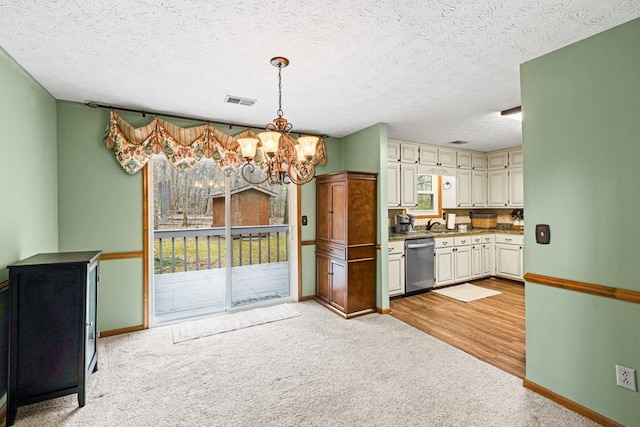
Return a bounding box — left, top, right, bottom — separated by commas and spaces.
104, 110, 326, 175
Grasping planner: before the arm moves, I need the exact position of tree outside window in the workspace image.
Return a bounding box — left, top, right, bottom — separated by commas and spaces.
409, 174, 440, 217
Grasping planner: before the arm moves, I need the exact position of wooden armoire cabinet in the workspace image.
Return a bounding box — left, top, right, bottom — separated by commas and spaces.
7, 251, 101, 426
315, 171, 377, 318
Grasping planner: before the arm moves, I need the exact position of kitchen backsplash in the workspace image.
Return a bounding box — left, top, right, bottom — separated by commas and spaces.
388, 208, 520, 230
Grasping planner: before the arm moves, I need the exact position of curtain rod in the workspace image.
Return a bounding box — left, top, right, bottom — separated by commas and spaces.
85, 101, 328, 138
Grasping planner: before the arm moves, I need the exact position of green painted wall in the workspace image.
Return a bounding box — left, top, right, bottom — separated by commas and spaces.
522, 18, 640, 425
299, 124, 389, 309
56, 102, 145, 331
0, 47, 58, 282
300, 137, 343, 297
341, 123, 388, 309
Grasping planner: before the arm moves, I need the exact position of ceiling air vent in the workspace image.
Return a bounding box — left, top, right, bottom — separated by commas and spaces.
224, 95, 256, 107
449, 140, 469, 145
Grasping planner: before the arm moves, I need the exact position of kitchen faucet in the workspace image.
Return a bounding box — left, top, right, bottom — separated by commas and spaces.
426, 219, 441, 230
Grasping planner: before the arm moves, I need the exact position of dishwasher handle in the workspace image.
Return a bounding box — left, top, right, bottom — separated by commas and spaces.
406, 242, 434, 249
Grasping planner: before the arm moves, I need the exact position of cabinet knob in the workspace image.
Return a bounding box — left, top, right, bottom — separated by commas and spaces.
328, 272, 334, 276
86, 321, 93, 327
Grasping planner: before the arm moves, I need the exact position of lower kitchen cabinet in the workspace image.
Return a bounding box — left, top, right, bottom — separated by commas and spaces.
471, 234, 494, 279
435, 246, 454, 287
434, 237, 471, 287
495, 234, 524, 280
388, 241, 405, 297
453, 236, 472, 283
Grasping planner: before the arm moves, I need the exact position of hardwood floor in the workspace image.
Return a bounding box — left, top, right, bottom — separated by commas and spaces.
390, 277, 525, 378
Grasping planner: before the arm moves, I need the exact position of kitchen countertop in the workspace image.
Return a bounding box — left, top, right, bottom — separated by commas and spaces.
389, 228, 524, 242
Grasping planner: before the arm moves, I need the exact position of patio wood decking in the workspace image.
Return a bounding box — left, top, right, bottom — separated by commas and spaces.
154, 261, 290, 323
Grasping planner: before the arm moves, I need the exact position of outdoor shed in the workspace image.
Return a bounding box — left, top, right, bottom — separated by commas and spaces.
209, 185, 278, 226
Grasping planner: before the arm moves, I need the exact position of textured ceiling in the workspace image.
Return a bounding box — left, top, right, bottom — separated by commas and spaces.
1, 1, 639, 151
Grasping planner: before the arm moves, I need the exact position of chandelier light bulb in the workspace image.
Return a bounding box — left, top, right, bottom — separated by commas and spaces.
238, 137, 259, 159
258, 131, 280, 154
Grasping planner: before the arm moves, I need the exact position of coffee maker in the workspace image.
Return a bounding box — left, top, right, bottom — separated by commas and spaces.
395, 214, 416, 234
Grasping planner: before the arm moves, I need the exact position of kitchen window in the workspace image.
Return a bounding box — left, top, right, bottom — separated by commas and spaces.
408, 174, 441, 218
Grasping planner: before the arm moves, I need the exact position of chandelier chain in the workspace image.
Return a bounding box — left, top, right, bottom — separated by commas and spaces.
277, 63, 283, 118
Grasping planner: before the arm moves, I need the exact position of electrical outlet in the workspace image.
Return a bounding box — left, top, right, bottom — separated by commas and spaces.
616, 365, 637, 391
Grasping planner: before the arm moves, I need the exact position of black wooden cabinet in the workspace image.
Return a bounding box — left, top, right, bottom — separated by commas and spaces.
7, 251, 101, 425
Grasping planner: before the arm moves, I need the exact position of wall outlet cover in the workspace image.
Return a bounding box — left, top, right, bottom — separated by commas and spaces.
616, 364, 637, 391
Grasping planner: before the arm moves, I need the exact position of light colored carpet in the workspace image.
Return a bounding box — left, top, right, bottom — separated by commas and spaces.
13, 301, 598, 427
172, 303, 300, 343
433, 283, 502, 302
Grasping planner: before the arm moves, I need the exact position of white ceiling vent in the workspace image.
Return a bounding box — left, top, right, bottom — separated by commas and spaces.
224, 95, 256, 107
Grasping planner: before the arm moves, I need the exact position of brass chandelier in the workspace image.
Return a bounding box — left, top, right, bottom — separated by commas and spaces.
238, 57, 319, 185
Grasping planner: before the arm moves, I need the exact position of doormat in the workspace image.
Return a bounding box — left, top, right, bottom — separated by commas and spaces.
172, 304, 300, 343
432, 283, 501, 303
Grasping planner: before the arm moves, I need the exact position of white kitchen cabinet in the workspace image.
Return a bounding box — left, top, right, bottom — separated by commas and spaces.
457, 151, 472, 169
435, 247, 454, 287
434, 238, 454, 287
482, 240, 495, 277
388, 140, 401, 161
388, 139, 419, 163
487, 169, 509, 207
456, 169, 472, 207
420, 146, 456, 168
471, 170, 487, 207
487, 151, 509, 170
400, 163, 418, 207
435, 237, 471, 286
454, 244, 472, 282
401, 143, 420, 164
388, 241, 405, 297
509, 166, 524, 207
495, 234, 524, 281
419, 145, 438, 165
388, 140, 419, 207
471, 234, 494, 278
387, 162, 401, 207
509, 148, 524, 168
471, 244, 483, 278
472, 153, 486, 170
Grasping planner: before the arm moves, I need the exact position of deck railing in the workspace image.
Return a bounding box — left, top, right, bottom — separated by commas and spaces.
154, 225, 289, 274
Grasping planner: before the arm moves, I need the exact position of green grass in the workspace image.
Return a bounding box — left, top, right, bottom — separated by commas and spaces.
154, 234, 288, 274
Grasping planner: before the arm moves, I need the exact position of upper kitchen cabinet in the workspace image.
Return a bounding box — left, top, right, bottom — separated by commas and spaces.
509, 166, 524, 207
472, 153, 486, 170
509, 148, 523, 168
419, 146, 456, 168
456, 151, 472, 169
388, 139, 419, 163
486, 147, 524, 208
487, 151, 509, 170
387, 163, 401, 207
401, 144, 420, 164
388, 140, 401, 161
387, 140, 418, 208
387, 161, 418, 208
487, 169, 509, 207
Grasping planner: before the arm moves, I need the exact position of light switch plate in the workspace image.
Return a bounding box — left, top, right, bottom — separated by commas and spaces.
536, 224, 550, 244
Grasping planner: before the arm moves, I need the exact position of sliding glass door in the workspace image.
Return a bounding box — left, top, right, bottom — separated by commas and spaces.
150, 155, 291, 324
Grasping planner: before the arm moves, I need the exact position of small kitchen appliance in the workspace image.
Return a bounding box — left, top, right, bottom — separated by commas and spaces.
395, 214, 416, 234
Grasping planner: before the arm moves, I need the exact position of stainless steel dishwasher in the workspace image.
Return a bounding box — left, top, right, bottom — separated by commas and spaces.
404, 238, 435, 295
